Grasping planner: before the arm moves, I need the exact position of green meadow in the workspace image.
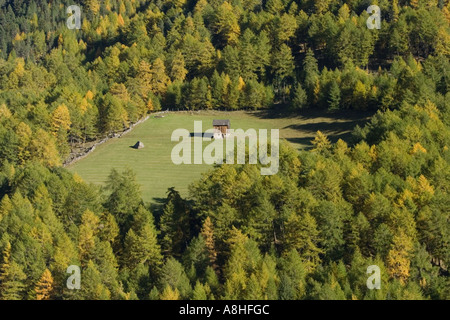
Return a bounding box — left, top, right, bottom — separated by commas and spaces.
67, 110, 369, 203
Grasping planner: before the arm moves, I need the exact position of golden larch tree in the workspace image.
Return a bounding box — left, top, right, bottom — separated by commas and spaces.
51, 104, 71, 135
387, 230, 413, 284
201, 217, 218, 271
35, 269, 54, 300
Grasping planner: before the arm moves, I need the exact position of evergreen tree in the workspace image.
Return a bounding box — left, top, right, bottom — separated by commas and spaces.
124, 206, 163, 271
292, 83, 308, 109
303, 49, 320, 103
159, 188, 190, 257
327, 80, 341, 110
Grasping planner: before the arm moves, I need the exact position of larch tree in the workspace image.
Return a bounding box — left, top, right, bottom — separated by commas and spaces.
283, 212, 323, 273
213, 2, 241, 47
387, 230, 414, 284
150, 58, 170, 96
78, 209, 100, 266
239, 29, 257, 81
35, 268, 54, 300
136, 60, 153, 98
123, 206, 163, 271
200, 217, 218, 271
271, 43, 295, 83
28, 129, 61, 167
159, 286, 180, 300
311, 131, 332, 154
314, 0, 332, 14
222, 228, 251, 299
169, 50, 188, 82
15, 122, 32, 165
0, 242, 26, 300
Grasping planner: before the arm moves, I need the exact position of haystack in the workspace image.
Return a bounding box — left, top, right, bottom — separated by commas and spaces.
133, 141, 145, 149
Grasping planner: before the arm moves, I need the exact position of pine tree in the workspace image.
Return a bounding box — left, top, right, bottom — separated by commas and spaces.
392, 0, 400, 22
123, 206, 163, 271
160, 188, 190, 257
278, 249, 307, 299
105, 168, 143, 231
292, 83, 308, 109
303, 49, 319, 102
328, 80, 341, 110
159, 257, 192, 298
50, 104, 71, 157
110, 83, 130, 102
222, 228, 250, 299
30, 128, 61, 167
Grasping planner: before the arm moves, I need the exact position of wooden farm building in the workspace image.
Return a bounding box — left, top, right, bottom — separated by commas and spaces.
213, 119, 230, 139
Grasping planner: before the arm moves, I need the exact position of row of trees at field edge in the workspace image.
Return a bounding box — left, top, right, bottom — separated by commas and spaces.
0, 0, 448, 300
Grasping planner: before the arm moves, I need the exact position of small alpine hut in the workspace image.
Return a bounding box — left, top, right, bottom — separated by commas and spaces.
213, 119, 230, 139
132, 141, 145, 149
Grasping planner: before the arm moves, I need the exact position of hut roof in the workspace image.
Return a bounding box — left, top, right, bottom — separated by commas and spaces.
213, 119, 230, 128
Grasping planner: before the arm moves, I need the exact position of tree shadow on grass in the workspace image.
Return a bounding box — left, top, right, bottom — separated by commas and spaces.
279, 112, 373, 148
286, 131, 357, 150
252, 108, 374, 121
283, 118, 368, 134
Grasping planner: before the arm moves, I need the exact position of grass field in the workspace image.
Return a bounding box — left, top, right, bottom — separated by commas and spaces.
67, 110, 370, 203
